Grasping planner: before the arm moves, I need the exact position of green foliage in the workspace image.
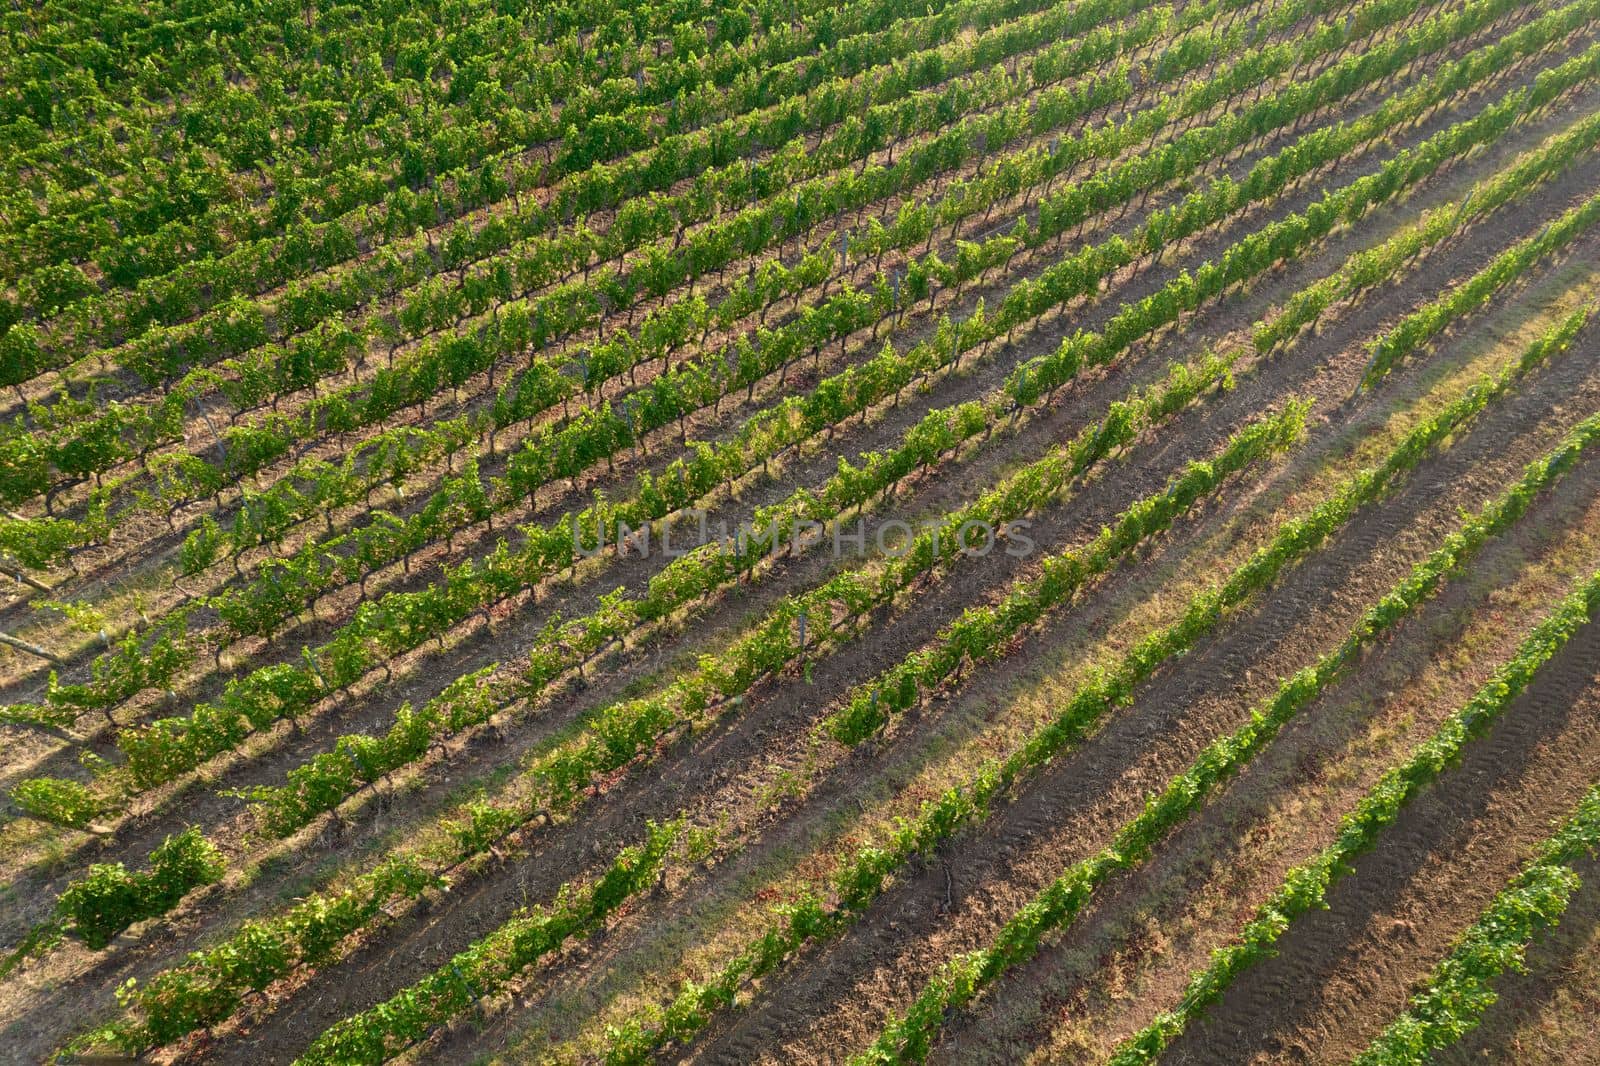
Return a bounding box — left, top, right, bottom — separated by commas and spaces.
11, 777, 100, 830
56, 829, 225, 949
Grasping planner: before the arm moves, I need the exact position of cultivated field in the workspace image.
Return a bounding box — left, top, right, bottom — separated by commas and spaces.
2, 0, 1600, 1063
